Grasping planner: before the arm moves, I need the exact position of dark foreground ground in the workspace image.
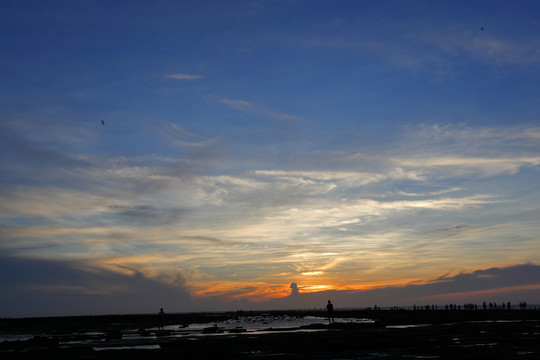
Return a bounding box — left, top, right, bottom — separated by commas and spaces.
1, 309, 540, 359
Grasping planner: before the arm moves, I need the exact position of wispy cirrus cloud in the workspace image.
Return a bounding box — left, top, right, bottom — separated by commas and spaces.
392, 156, 540, 177
398, 187, 463, 197
253, 169, 425, 187
413, 124, 540, 149
219, 98, 254, 112
424, 29, 540, 66
165, 73, 205, 80
346, 124, 540, 177
157, 122, 217, 148
423, 224, 495, 243
283, 19, 540, 77
219, 98, 301, 122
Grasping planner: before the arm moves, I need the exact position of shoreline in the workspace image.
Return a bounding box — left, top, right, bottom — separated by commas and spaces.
2, 308, 540, 329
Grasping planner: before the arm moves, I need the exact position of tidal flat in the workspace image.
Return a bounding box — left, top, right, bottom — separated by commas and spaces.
1, 309, 539, 359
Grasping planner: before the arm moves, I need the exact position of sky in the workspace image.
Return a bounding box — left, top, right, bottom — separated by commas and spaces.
1, 0, 540, 318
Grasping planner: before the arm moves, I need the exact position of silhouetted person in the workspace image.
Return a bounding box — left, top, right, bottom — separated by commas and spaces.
158, 308, 165, 330
326, 300, 334, 323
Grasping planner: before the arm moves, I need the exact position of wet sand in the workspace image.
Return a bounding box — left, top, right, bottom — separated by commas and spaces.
1, 310, 539, 359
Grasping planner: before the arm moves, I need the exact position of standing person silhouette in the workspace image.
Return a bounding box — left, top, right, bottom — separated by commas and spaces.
326, 300, 334, 323
158, 308, 165, 330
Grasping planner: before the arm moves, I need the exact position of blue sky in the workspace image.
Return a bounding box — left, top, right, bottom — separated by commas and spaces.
1, 0, 540, 317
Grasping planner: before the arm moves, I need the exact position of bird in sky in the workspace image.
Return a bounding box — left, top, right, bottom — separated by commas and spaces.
101, 120, 105, 125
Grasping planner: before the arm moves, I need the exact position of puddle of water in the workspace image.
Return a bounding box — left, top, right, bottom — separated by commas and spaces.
386, 324, 431, 329
156, 315, 372, 334
94, 344, 161, 351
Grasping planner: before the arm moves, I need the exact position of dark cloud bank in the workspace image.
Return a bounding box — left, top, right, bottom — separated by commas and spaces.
0, 256, 190, 318
1, 256, 539, 318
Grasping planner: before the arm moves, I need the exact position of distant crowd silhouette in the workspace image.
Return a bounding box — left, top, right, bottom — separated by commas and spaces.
383, 300, 532, 311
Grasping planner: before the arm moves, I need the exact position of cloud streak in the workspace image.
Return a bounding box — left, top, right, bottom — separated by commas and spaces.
219, 98, 301, 122
166, 73, 204, 80
284, 18, 540, 73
